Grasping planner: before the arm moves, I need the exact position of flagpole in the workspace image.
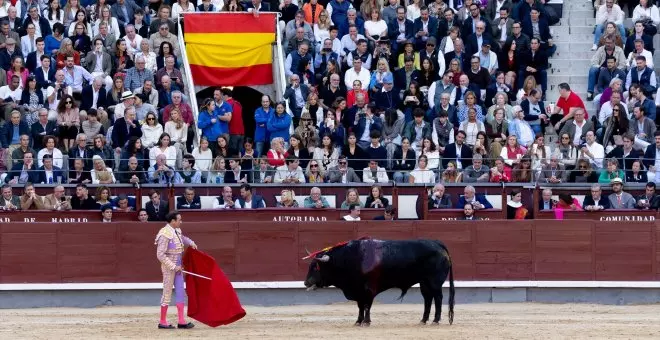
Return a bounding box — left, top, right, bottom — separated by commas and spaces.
182, 270, 212, 281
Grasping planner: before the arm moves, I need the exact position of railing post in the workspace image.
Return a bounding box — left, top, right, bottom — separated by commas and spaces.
532, 185, 540, 218
501, 182, 507, 220
422, 185, 429, 220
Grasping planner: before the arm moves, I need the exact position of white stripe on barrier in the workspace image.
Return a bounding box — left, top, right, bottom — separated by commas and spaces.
3, 281, 660, 291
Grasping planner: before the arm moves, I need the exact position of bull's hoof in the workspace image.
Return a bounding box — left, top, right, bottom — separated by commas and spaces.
361, 322, 371, 327
354, 322, 362, 327
419, 321, 427, 325
431, 321, 440, 326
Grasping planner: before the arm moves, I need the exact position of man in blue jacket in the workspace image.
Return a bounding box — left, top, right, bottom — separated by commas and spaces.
455, 185, 493, 210
5, 150, 40, 184
254, 95, 274, 156
267, 101, 292, 143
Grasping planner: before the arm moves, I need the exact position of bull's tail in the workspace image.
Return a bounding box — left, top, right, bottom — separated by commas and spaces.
447, 258, 455, 325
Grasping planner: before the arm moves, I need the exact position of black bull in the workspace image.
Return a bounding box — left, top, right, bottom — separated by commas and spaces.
303, 238, 455, 326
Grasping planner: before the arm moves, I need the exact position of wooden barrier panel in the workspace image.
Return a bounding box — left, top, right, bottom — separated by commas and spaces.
536, 209, 657, 221
1, 220, 660, 283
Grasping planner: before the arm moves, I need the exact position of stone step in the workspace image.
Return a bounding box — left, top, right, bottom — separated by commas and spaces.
555, 42, 593, 53
552, 25, 571, 36
564, 1, 594, 10
567, 9, 595, 19
570, 25, 596, 35
553, 51, 595, 59
552, 33, 594, 43
549, 59, 591, 72
568, 16, 596, 26
547, 75, 588, 85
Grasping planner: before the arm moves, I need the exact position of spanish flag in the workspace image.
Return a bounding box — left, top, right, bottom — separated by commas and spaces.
183, 13, 276, 87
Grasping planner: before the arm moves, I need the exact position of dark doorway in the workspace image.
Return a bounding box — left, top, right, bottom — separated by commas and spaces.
195, 86, 266, 140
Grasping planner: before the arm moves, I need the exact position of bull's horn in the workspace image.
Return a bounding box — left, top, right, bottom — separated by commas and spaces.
305, 247, 311, 256
317, 255, 330, 262
301, 247, 313, 260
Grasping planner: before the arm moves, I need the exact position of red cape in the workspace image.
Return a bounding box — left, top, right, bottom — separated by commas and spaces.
183, 248, 246, 327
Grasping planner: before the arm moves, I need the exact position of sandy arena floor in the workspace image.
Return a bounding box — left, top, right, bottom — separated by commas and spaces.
2, 303, 660, 339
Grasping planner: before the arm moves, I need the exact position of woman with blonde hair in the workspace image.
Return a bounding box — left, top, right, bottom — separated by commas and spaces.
486, 92, 514, 124
313, 10, 332, 50
134, 39, 158, 73
340, 188, 364, 209
369, 58, 391, 92
141, 112, 163, 148
192, 137, 213, 181
164, 107, 188, 158
305, 159, 325, 183
206, 155, 227, 184
516, 75, 540, 102
277, 189, 299, 208
441, 161, 462, 183
93, 5, 120, 37
90, 155, 116, 184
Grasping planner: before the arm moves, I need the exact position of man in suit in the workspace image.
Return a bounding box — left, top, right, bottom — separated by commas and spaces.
93, 23, 117, 55
485, 0, 513, 21
111, 0, 142, 29
25, 37, 46, 73
453, 74, 481, 106
629, 106, 656, 151
458, 203, 481, 220
80, 78, 108, 125
0, 37, 22, 71
225, 157, 249, 184
464, 20, 493, 57
252, 158, 276, 184
428, 183, 452, 209
456, 185, 493, 210
134, 80, 159, 108
176, 187, 202, 210
111, 106, 142, 150
518, 37, 549, 95
394, 55, 421, 91
538, 188, 557, 211
37, 154, 64, 184
461, 3, 492, 40
34, 55, 55, 90
413, 7, 439, 50
0, 20, 20, 51
43, 185, 72, 211
70, 183, 98, 210
328, 155, 361, 183
283, 74, 310, 126
636, 182, 659, 210
387, 6, 414, 53
608, 178, 637, 209
68, 133, 92, 170
537, 154, 567, 184
373, 206, 396, 220
492, 7, 514, 48
117, 156, 146, 184
442, 130, 473, 169
437, 8, 460, 41
0, 183, 20, 210
444, 38, 470, 72
84, 39, 113, 89
521, 7, 555, 56
145, 190, 168, 221
30, 108, 58, 150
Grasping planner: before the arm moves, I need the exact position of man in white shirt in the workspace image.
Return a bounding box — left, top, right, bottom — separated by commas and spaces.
235, 184, 266, 209
581, 130, 605, 169
212, 186, 240, 209
593, 0, 626, 50
0, 75, 22, 120
123, 24, 142, 55
626, 39, 654, 69
362, 159, 389, 183
114, 91, 136, 121
342, 203, 361, 221
339, 25, 365, 58
598, 90, 626, 125
344, 58, 370, 90
63, 55, 93, 94
274, 156, 306, 183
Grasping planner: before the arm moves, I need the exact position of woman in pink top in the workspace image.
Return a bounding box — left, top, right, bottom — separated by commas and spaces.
7, 56, 28, 87
499, 134, 526, 172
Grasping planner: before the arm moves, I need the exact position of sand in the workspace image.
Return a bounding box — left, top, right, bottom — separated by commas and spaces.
2, 303, 660, 339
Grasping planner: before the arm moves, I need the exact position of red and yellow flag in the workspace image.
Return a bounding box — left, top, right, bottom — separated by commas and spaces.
183, 13, 276, 87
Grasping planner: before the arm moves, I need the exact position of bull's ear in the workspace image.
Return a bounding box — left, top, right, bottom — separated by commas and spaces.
317, 255, 330, 262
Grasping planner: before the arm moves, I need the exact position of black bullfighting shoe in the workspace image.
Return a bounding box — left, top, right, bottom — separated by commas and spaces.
158, 324, 175, 329
177, 322, 195, 329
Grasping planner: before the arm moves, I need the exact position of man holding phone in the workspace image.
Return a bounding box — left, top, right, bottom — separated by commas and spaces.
43, 185, 72, 211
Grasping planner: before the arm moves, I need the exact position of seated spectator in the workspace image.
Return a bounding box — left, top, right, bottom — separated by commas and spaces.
440, 161, 462, 183
305, 159, 326, 183
463, 154, 490, 183
409, 154, 436, 184
163, 107, 188, 155
630, 83, 656, 123
145, 190, 168, 221
365, 184, 389, 209
557, 132, 579, 170
599, 158, 625, 183
303, 186, 330, 208
374, 205, 396, 220
148, 153, 181, 184
19, 182, 44, 210
637, 182, 659, 210
6, 151, 39, 184
267, 137, 287, 167
404, 108, 431, 152
113, 194, 135, 212
456, 185, 493, 210
608, 177, 636, 209
11, 134, 35, 167
31, 108, 58, 151
490, 156, 511, 183
600, 101, 629, 150
95, 186, 112, 209
141, 112, 163, 149
312, 133, 339, 170
587, 36, 627, 101
117, 155, 146, 185
43, 185, 72, 211
549, 83, 587, 132
459, 203, 479, 220
137, 209, 149, 222
538, 153, 567, 184
431, 109, 455, 155
627, 159, 648, 183
38, 154, 64, 184
0, 184, 20, 210
206, 156, 227, 184
442, 130, 473, 170
90, 155, 116, 184
328, 155, 361, 183
101, 206, 113, 222
626, 56, 657, 99
458, 107, 485, 148
362, 159, 389, 183
68, 158, 91, 184
506, 190, 529, 219
512, 155, 533, 183
629, 106, 655, 151
343, 203, 361, 221
428, 183, 452, 209
212, 186, 238, 209
500, 134, 527, 172
121, 136, 148, 171
176, 187, 202, 210
37, 135, 64, 169
178, 154, 202, 184
508, 106, 535, 147
70, 183, 97, 210
392, 137, 416, 183
252, 157, 275, 184
292, 115, 318, 156
277, 189, 299, 208
149, 133, 177, 168
580, 131, 605, 170
341, 188, 364, 209
275, 155, 306, 184
568, 158, 600, 183
538, 188, 557, 211
236, 183, 266, 209
555, 193, 582, 211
